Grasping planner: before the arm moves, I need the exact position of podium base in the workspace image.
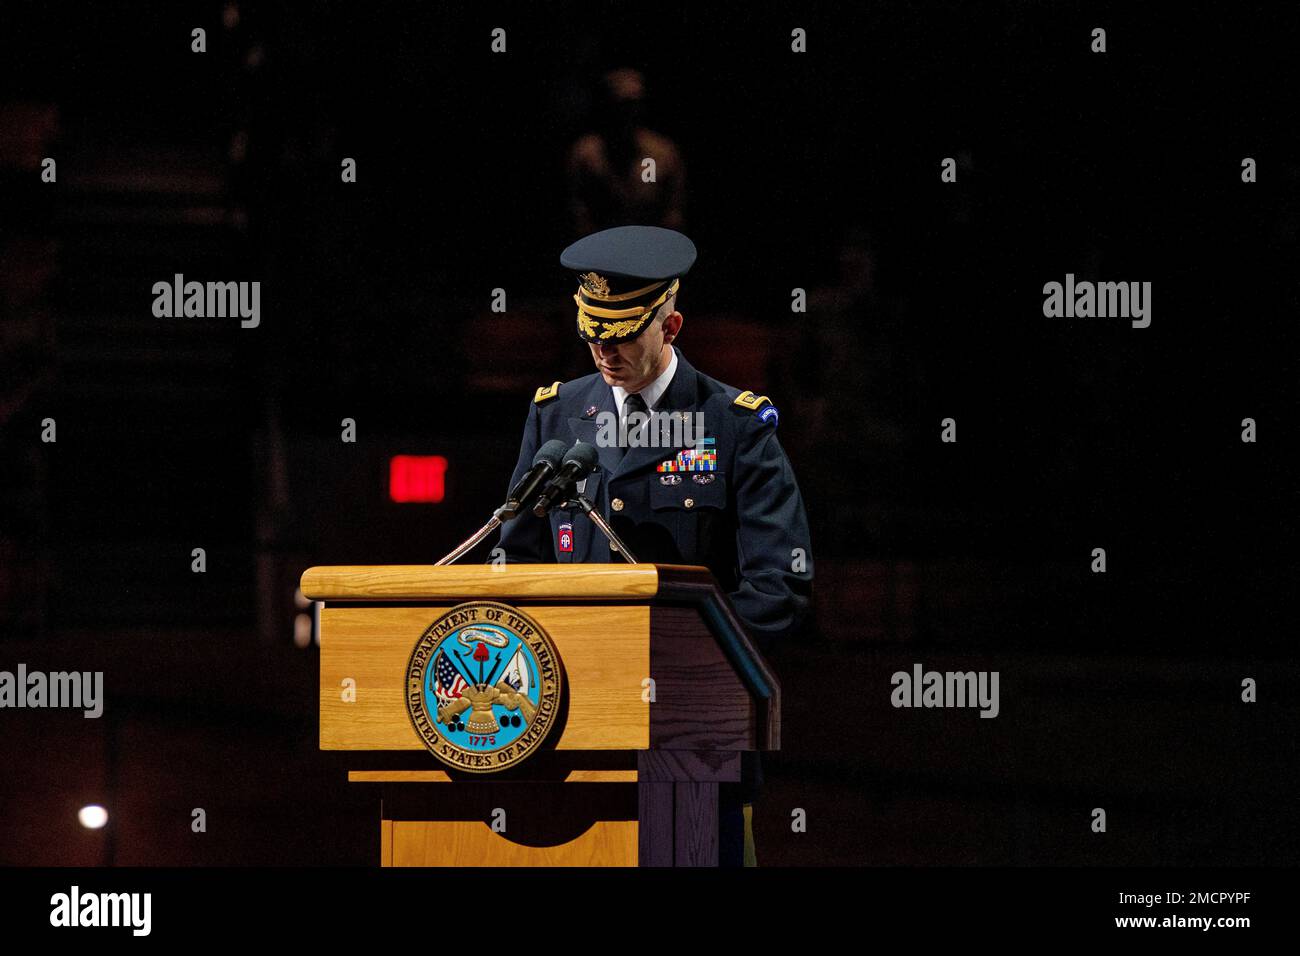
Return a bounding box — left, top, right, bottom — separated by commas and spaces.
381, 819, 638, 867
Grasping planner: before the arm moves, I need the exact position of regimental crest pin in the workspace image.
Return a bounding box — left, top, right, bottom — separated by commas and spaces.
405, 602, 564, 773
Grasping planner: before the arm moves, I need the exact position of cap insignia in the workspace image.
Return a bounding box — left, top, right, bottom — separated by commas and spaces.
579, 272, 610, 297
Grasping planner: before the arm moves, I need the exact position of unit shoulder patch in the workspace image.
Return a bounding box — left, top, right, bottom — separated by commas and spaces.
534, 381, 562, 404
732, 389, 772, 411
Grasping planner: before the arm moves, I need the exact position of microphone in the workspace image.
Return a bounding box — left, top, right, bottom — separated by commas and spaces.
436, 439, 574, 565
498, 439, 568, 520
532, 441, 599, 517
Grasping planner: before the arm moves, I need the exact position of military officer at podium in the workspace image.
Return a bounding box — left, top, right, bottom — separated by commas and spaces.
496, 225, 813, 866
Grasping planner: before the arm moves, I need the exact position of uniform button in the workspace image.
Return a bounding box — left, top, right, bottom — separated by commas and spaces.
684, 497, 695, 509
611, 498, 624, 512
609, 540, 619, 551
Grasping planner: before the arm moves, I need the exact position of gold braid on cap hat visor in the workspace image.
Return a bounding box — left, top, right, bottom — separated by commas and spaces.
574, 279, 679, 341
579, 276, 665, 303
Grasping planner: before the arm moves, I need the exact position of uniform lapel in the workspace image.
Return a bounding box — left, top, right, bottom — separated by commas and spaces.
567, 375, 621, 476
613, 348, 701, 479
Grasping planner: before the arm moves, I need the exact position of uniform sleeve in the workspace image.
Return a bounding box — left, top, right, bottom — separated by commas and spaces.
495, 401, 553, 564
729, 416, 814, 645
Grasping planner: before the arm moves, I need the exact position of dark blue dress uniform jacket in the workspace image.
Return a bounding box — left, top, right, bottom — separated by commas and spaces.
497, 347, 813, 647
497, 346, 812, 864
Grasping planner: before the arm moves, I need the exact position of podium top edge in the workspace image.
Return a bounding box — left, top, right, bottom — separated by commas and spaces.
299, 563, 712, 602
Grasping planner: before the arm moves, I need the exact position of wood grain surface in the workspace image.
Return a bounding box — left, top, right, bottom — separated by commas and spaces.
387, 820, 638, 866
320, 604, 650, 751
302, 563, 661, 601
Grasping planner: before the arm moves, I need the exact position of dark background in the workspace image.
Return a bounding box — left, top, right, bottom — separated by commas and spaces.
1, 1, 1296, 865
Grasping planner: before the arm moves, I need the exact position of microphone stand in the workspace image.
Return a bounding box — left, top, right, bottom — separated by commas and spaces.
434, 492, 639, 566
564, 494, 640, 564
434, 507, 506, 566
439, 451, 566, 564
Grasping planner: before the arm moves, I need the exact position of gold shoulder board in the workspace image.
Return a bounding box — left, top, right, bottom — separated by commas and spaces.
534, 381, 562, 404
733, 390, 771, 411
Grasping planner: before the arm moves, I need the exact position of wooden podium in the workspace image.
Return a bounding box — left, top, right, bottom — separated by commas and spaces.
299, 563, 780, 867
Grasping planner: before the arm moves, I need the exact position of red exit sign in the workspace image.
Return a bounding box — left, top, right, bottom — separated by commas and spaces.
389, 455, 448, 503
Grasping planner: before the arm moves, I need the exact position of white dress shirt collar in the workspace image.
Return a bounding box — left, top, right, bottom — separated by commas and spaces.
612, 346, 678, 420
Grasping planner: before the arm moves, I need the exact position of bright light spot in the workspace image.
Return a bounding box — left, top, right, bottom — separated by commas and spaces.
78, 805, 108, 829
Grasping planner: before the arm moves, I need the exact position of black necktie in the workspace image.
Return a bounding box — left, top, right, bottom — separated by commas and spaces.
619, 393, 648, 460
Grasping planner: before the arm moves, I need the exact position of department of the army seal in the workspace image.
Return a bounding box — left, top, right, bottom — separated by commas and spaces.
405, 601, 564, 773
